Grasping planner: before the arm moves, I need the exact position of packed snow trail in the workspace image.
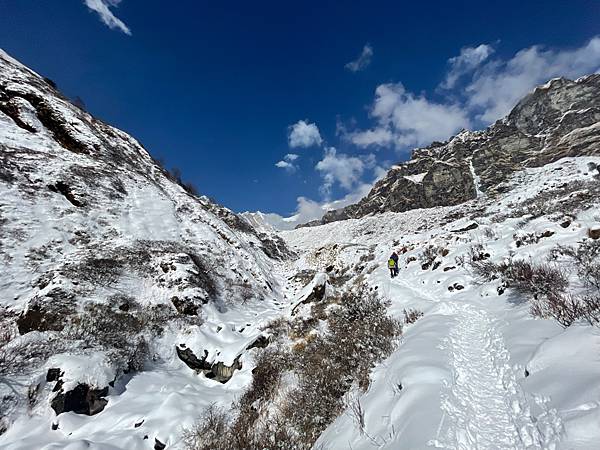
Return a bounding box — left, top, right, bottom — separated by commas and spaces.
432, 302, 551, 450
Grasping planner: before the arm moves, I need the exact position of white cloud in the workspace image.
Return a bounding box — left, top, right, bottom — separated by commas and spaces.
351, 83, 471, 150
465, 37, 600, 122
315, 147, 369, 196
442, 44, 494, 89
84, 0, 131, 35
260, 178, 379, 228
288, 120, 323, 148
345, 44, 374, 72
349, 37, 600, 153
253, 160, 388, 229
275, 153, 300, 172
347, 126, 394, 147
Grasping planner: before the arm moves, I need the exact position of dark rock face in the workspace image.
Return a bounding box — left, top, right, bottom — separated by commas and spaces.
246, 335, 269, 350
47, 181, 84, 207
175, 345, 242, 383
315, 75, 600, 225
51, 384, 109, 416
176, 347, 212, 372
17, 291, 75, 334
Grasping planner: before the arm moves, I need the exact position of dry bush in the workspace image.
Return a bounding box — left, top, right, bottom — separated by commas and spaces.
63, 302, 177, 374
281, 288, 401, 446
551, 241, 600, 291
531, 293, 584, 328
185, 288, 401, 450
483, 227, 497, 240
403, 308, 424, 324
182, 404, 232, 450
1, 309, 60, 376
0, 334, 59, 377
530, 292, 600, 328
470, 256, 568, 300
419, 245, 445, 270
581, 294, 600, 326
495, 179, 600, 223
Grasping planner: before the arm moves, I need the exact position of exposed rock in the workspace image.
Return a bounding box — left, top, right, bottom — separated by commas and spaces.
47, 181, 84, 207
310, 75, 600, 225
176, 347, 211, 372
170, 296, 199, 316
51, 384, 109, 416
589, 226, 600, 240
246, 335, 269, 350
46, 368, 61, 383
154, 438, 166, 450
205, 356, 242, 383
175, 346, 241, 383
17, 291, 75, 334
451, 223, 479, 233
560, 219, 572, 228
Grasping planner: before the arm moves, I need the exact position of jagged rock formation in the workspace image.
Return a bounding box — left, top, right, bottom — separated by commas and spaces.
317, 76, 600, 225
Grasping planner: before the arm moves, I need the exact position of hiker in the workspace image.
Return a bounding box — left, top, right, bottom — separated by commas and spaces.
391, 251, 399, 277
388, 257, 399, 278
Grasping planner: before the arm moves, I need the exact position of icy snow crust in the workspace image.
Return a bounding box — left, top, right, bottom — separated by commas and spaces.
283, 157, 600, 450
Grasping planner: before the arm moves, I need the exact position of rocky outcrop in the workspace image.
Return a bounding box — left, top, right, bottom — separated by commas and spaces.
175, 345, 242, 383
316, 75, 600, 225
51, 384, 109, 416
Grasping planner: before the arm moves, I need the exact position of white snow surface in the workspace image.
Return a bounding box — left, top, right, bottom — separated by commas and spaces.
282, 156, 600, 450
404, 172, 427, 184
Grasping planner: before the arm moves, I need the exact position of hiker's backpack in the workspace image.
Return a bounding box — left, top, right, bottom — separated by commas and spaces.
388, 258, 396, 268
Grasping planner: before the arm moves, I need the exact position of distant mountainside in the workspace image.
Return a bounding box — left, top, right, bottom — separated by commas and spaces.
313, 75, 600, 225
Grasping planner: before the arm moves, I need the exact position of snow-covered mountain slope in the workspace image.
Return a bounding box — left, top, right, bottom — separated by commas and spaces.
0, 49, 294, 448
3, 49, 600, 450
281, 156, 600, 449
317, 76, 600, 225
241, 210, 299, 232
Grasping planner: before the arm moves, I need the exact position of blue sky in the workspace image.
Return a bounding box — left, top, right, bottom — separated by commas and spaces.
1, 1, 599, 221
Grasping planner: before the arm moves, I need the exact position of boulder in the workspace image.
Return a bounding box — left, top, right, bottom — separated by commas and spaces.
176, 346, 241, 383
51, 384, 109, 416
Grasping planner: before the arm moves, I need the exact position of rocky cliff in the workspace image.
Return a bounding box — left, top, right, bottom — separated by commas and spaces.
317, 75, 600, 225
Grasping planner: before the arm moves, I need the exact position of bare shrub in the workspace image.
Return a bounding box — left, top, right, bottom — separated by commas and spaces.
530, 291, 600, 328
0, 334, 59, 377
403, 308, 424, 324
185, 288, 401, 450
281, 288, 401, 446
552, 241, 600, 291
63, 302, 172, 374
471, 257, 568, 300
581, 294, 600, 326
530, 293, 584, 328
1, 308, 60, 376
182, 404, 232, 450
494, 179, 600, 222
347, 393, 365, 435
483, 227, 497, 240
419, 245, 446, 270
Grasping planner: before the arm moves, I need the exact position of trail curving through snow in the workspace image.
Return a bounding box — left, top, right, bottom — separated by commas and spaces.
431, 302, 561, 450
